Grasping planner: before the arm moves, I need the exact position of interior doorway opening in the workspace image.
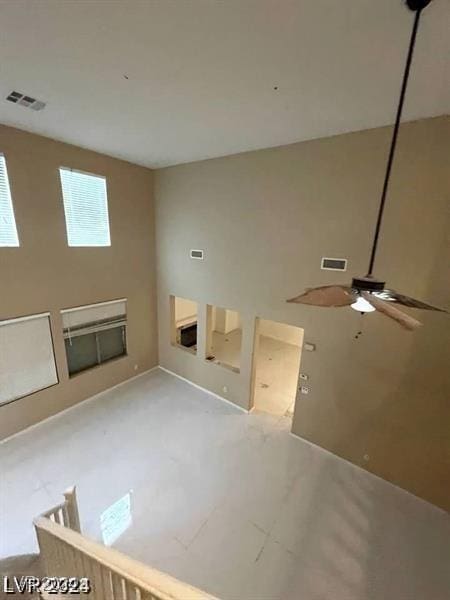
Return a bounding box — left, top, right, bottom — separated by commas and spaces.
205, 305, 242, 373
250, 318, 304, 417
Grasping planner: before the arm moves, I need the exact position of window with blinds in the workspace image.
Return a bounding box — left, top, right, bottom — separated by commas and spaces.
61, 299, 127, 376
0, 154, 19, 247
0, 313, 58, 406
59, 167, 111, 247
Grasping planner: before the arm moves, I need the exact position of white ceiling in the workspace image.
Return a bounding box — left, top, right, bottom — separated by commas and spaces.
0, 0, 448, 168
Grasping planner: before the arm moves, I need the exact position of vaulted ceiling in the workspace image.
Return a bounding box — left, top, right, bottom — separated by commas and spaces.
0, 0, 448, 167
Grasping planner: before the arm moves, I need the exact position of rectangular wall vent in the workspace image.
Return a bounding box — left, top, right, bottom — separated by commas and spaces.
6, 90, 46, 111
190, 249, 204, 260
321, 257, 347, 271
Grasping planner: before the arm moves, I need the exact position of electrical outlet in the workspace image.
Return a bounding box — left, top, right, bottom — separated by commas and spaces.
134, 364, 139, 371
300, 373, 309, 381
222, 386, 228, 394
304, 342, 316, 352
300, 386, 309, 395
363, 454, 370, 462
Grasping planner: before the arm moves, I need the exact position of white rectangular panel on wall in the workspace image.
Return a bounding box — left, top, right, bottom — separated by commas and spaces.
0, 313, 58, 405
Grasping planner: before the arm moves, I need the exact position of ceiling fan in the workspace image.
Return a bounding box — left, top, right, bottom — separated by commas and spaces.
287, 0, 448, 331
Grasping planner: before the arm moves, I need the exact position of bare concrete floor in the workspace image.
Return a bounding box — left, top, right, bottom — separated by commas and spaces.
1, 369, 450, 599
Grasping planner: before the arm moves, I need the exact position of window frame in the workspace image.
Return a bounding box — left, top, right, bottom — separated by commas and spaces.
0, 153, 20, 247
0, 312, 59, 407
61, 299, 127, 377
59, 166, 111, 248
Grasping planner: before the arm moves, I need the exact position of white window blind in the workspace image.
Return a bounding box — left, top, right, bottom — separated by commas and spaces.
0, 154, 19, 247
0, 313, 58, 405
59, 168, 111, 247
61, 299, 126, 329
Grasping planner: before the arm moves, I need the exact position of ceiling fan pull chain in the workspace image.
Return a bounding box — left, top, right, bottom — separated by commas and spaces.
367, 7, 423, 276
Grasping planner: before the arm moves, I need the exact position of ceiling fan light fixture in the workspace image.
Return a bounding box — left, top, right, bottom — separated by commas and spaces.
351, 296, 376, 313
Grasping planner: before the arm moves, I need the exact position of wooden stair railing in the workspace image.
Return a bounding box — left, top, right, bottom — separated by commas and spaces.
40, 486, 81, 532
0, 488, 81, 599
34, 489, 218, 600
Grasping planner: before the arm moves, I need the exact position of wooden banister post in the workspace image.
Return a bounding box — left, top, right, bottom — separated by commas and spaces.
63, 486, 81, 533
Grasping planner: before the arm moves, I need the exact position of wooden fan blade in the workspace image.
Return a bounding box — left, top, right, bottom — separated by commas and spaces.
362, 292, 422, 331
287, 285, 355, 307
375, 289, 448, 313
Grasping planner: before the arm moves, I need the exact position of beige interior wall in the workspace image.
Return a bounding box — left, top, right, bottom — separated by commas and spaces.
155, 116, 450, 511
213, 307, 241, 334
0, 125, 158, 441
224, 309, 241, 333
259, 319, 303, 347
174, 297, 198, 323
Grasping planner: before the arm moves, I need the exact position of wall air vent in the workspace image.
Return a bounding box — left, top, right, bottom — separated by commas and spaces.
6, 91, 46, 111
190, 249, 204, 260
321, 257, 347, 271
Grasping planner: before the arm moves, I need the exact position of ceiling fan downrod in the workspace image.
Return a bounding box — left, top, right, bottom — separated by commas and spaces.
363, 0, 433, 286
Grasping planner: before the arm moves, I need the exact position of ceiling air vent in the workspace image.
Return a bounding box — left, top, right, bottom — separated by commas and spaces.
321, 257, 347, 271
190, 249, 204, 260
6, 91, 46, 111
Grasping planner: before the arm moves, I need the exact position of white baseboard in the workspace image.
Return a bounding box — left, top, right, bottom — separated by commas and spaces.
0, 366, 159, 445
158, 366, 249, 413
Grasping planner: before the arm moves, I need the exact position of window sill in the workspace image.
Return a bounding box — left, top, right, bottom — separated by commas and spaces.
171, 342, 197, 356
205, 357, 240, 374
68, 353, 128, 379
